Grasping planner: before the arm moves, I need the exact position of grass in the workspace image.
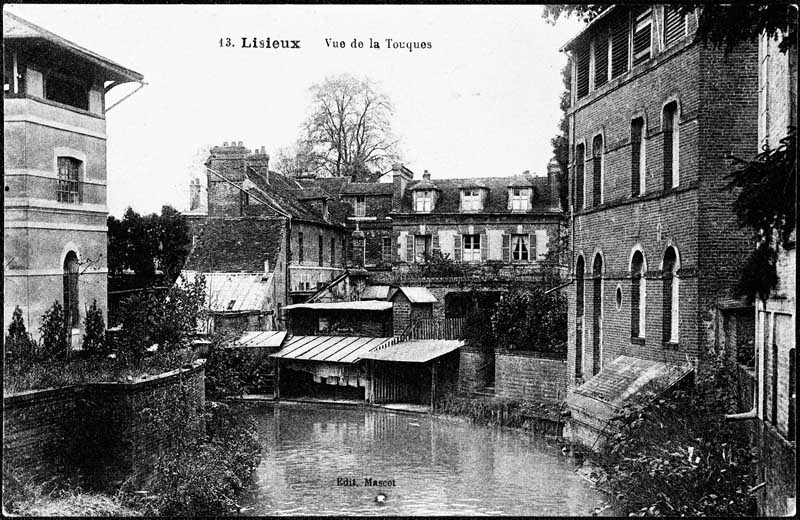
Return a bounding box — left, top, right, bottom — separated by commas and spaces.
3, 349, 198, 394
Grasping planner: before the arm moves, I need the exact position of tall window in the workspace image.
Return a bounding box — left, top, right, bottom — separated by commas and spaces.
414, 191, 433, 212
575, 256, 585, 378
355, 195, 366, 217
57, 157, 81, 203
298, 232, 304, 263
630, 250, 646, 339
575, 144, 585, 209
631, 118, 646, 196
414, 235, 431, 263
462, 234, 481, 262
382, 237, 393, 263
664, 7, 687, 48
63, 251, 80, 329
592, 254, 603, 375
632, 8, 652, 66
662, 246, 679, 343
318, 235, 323, 266
663, 102, 680, 189
511, 234, 529, 262
592, 135, 603, 206
461, 190, 482, 211
510, 188, 530, 211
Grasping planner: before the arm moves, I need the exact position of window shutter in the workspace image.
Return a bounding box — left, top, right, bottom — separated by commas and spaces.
432, 232, 440, 254
502, 234, 510, 262
507, 189, 513, 210
664, 7, 685, 47
530, 234, 537, 261
576, 43, 590, 99
594, 33, 609, 88
480, 234, 488, 261
407, 234, 415, 263
611, 16, 629, 78
454, 235, 462, 262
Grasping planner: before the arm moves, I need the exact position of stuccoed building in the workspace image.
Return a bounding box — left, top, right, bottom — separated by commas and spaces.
3, 11, 143, 344
559, 5, 759, 446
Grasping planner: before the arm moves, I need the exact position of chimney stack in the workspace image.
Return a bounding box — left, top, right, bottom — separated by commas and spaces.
546, 158, 562, 211
423, 170, 431, 180
392, 163, 414, 212
189, 178, 202, 210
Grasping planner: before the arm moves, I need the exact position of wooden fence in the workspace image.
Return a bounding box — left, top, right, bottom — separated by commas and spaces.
410, 318, 465, 340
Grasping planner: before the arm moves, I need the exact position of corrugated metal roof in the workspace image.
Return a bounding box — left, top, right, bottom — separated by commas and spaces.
283, 301, 393, 311
182, 270, 272, 312
360, 340, 463, 363
271, 336, 395, 363
391, 287, 437, 303
361, 285, 391, 300
237, 330, 287, 348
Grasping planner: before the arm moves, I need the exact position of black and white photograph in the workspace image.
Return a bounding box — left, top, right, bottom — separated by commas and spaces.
2, 3, 796, 516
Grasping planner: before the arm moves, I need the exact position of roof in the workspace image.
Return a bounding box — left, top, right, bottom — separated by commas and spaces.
271, 335, 395, 363
457, 179, 488, 189
3, 11, 143, 83
181, 271, 272, 312
411, 179, 440, 191
361, 285, 392, 300
236, 330, 287, 348
508, 175, 534, 188
283, 301, 393, 312
288, 187, 329, 200
566, 355, 694, 426
390, 287, 437, 303
559, 6, 617, 53
339, 182, 394, 196
360, 339, 462, 363
183, 217, 284, 272
398, 174, 556, 214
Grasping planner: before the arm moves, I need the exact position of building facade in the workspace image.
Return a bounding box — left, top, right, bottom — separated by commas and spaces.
3, 12, 143, 343
562, 5, 759, 392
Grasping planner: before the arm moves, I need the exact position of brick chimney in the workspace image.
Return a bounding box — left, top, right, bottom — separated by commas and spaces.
246, 145, 270, 185
205, 141, 249, 217
392, 163, 414, 212
189, 177, 202, 211
546, 158, 562, 211
423, 170, 431, 180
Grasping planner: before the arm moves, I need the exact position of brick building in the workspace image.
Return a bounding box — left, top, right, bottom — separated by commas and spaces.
3, 12, 143, 343
560, 5, 759, 444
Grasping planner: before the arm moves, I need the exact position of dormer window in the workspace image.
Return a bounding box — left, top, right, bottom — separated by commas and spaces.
461, 189, 482, 211
510, 188, 531, 211
414, 190, 433, 212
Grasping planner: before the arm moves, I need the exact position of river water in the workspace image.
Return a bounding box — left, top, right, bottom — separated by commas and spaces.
242, 403, 613, 516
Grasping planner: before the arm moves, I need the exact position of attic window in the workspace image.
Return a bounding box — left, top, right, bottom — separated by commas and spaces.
45, 73, 89, 110
461, 189, 482, 211
414, 190, 433, 212
510, 188, 530, 211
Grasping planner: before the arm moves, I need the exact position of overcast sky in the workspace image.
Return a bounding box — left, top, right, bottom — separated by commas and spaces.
6, 4, 584, 216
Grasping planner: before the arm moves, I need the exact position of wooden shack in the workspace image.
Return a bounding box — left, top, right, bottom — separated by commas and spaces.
283, 301, 393, 336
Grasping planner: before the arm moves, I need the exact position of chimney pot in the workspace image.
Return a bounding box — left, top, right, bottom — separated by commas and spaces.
423, 170, 431, 180
223, 142, 228, 147
261, 146, 266, 154
238, 141, 243, 147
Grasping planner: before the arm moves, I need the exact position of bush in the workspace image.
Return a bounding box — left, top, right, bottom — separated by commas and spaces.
460, 309, 496, 351
592, 355, 758, 516
4, 306, 37, 363
82, 300, 108, 357
492, 287, 567, 353
204, 334, 273, 399
39, 301, 69, 360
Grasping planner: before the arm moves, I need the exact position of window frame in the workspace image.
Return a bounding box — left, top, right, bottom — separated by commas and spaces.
57, 156, 81, 204
461, 189, 482, 212
462, 234, 481, 262
354, 195, 366, 217
382, 236, 393, 263
414, 190, 433, 212
631, 117, 646, 196
632, 8, 653, 66
511, 234, 530, 262
510, 188, 530, 211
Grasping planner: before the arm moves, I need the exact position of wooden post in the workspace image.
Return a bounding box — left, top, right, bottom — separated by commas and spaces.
275, 359, 281, 400
431, 361, 437, 412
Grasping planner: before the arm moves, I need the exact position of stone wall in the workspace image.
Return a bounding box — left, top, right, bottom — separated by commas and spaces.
3, 361, 206, 488
495, 349, 567, 403
458, 347, 492, 394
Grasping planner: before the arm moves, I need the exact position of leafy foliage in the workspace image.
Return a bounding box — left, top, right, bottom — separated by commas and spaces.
492, 287, 567, 353
593, 355, 758, 516
726, 127, 797, 301
460, 309, 496, 351
416, 250, 466, 277
81, 300, 108, 357
292, 74, 399, 179
550, 63, 571, 212
4, 306, 36, 362
204, 333, 274, 399
39, 300, 68, 360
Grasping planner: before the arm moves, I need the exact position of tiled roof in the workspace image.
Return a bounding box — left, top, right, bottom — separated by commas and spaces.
340, 182, 394, 195
411, 179, 440, 191
183, 217, 284, 272
398, 174, 555, 214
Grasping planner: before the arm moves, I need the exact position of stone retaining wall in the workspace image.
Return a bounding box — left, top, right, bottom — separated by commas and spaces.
3, 360, 206, 487
495, 349, 567, 403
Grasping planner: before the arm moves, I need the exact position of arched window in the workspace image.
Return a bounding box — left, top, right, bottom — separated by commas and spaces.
575, 255, 585, 378
574, 143, 585, 209
592, 253, 603, 375
663, 101, 679, 190
631, 118, 646, 196
592, 135, 604, 206
631, 250, 646, 339
63, 252, 80, 329
662, 246, 679, 343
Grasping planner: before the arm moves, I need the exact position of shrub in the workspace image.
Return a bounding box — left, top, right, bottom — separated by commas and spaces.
5, 306, 37, 363
204, 333, 273, 399
460, 309, 496, 351
82, 300, 108, 357
593, 355, 758, 516
39, 300, 69, 360
492, 287, 567, 353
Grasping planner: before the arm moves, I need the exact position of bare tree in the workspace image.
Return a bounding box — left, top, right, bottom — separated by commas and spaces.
298, 74, 399, 179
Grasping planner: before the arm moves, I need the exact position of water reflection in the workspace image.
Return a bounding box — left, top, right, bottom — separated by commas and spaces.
244, 403, 613, 516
